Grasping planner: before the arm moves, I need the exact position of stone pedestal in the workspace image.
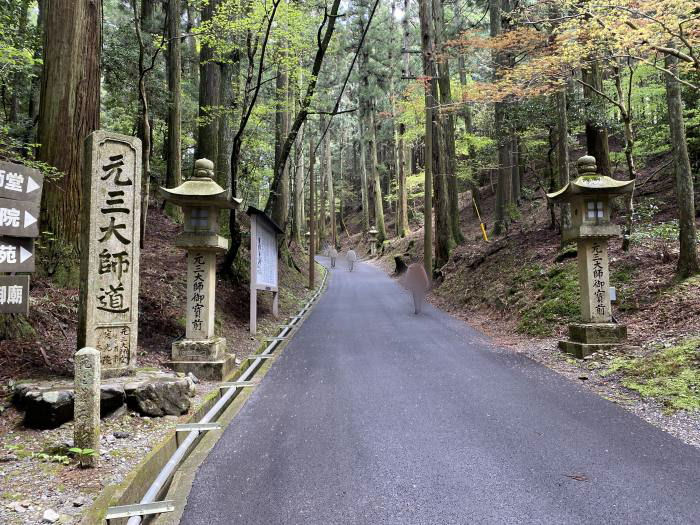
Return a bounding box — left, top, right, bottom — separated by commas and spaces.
166, 353, 237, 381
559, 323, 628, 358
168, 336, 235, 380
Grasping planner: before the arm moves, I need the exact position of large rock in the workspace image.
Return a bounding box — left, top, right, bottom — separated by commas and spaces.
100, 383, 126, 417
125, 377, 193, 417
13, 384, 127, 429
21, 389, 74, 429
12, 371, 193, 428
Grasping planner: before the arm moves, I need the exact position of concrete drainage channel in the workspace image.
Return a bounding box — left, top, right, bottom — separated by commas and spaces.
86, 267, 328, 525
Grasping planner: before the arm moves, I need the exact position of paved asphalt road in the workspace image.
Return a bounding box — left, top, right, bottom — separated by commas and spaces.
181, 257, 700, 524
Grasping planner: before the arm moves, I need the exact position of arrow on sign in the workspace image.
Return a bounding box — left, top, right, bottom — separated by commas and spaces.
20, 246, 32, 264
26, 176, 40, 194
0, 198, 40, 238
24, 210, 37, 228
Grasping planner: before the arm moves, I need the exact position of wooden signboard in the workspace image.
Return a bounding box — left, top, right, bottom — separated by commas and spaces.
0, 236, 34, 272
0, 275, 30, 314
248, 207, 282, 334
0, 197, 39, 238
0, 161, 44, 315
0, 161, 43, 203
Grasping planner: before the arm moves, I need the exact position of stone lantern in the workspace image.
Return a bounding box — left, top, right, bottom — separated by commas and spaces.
547, 155, 634, 358
304, 230, 310, 249
160, 158, 241, 380
368, 227, 379, 256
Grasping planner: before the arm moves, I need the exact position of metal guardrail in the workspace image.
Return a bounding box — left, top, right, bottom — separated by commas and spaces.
120, 267, 328, 524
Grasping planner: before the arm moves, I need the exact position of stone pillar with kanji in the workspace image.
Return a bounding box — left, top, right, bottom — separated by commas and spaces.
547, 155, 634, 358
78, 131, 142, 377
160, 158, 241, 380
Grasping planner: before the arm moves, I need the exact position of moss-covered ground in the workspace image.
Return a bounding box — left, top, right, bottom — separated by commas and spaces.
602, 338, 700, 412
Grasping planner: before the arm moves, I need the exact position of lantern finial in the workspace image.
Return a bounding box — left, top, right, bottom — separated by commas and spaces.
577, 155, 597, 176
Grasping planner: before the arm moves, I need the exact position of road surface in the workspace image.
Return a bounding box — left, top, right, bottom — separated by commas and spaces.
181, 257, 700, 524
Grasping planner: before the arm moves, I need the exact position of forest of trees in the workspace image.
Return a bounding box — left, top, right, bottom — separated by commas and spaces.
0, 0, 697, 282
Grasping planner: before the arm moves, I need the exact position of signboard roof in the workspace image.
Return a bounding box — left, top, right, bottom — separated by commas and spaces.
246, 206, 283, 235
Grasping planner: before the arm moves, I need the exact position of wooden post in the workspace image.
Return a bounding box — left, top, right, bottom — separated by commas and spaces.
250, 214, 258, 334
308, 142, 315, 289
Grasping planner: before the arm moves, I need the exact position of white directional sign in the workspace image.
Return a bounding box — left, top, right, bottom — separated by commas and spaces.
0, 198, 39, 238
0, 161, 43, 203
0, 236, 34, 272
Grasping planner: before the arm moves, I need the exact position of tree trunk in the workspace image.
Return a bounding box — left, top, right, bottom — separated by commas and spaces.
293, 122, 305, 244
185, 0, 197, 76
9, 0, 31, 124
195, 0, 220, 165
369, 100, 386, 242
27, 0, 45, 155
318, 116, 328, 245
511, 133, 520, 205
665, 54, 699, 277
398, 122, 410, 237
433, 0, 461, 244
358, 120, 370, 231
418, 0, 434, 276
217, 52, 238, 190
547, 125, 557, 229
556, 88, 571, 234
457, 54, 473, 132
491, 0, 510, 236
134, 0, 152, 248
328, 134, 337, 247
270, 59, 290, 230
165, 0, 182, 219
582, 63, 612, 177
389, 1, 401, 237
308, 141, 316, 287
38, 0, 102, 253
614, 65, 637, 252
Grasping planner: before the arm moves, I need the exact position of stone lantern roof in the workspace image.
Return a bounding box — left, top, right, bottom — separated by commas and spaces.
368, 227, 378, 236
159, 158, 241, 208
547, 156, 634, 203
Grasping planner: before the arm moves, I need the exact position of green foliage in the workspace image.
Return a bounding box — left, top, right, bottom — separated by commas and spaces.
602, 339, 700, 412
4, 444, 70, 465
69, 447, 97, 467
517, 263, 581, 336
631, 220, 682, 243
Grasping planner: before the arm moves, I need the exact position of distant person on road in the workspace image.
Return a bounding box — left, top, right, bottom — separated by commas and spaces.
346, 249, 357, 272
329, 247, 338, 268
402, 263, 430, 314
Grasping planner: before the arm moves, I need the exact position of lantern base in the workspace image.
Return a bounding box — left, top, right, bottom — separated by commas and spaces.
172, 336, 227, 362
166, 353, 236, 382
559, 322, 627, 358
